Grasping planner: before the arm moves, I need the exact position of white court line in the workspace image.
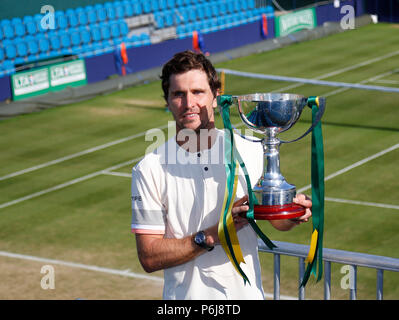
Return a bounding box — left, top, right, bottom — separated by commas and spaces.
0, 123, 169, 182
271, 50, 399, 93
3, 50, 399, 182
0, 250, 163, 282
102, 171, 132, 178
297, 143, 399, 193
325, 197, 399, 210
0, 249, 297, 299
0, 156, 143, 210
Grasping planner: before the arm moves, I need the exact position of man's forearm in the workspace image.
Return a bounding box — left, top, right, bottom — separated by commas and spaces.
136, 226, 218, 273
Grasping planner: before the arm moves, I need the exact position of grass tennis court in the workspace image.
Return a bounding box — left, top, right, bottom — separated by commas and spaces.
0, 22, 398, 300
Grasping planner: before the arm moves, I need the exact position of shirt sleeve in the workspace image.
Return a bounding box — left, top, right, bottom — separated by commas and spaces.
131, 161, 166, 235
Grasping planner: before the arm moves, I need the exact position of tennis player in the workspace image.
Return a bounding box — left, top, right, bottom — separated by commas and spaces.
131, 50, 312, 300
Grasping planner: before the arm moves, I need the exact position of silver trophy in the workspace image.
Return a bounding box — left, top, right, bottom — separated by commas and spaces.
232, 93, 325, 220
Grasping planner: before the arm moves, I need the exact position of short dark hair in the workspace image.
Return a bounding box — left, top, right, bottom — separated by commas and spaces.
160, 50, 221, 102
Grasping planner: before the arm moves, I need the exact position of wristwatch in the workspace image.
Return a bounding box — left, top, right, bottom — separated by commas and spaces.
194, 231, 214, 251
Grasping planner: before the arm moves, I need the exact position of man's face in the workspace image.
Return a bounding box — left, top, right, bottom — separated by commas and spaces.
167, 69, 217, 133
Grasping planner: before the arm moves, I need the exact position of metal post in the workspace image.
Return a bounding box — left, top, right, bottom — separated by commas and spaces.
298, 257, 305, 300
274, 253, 280, 300
349, 265, 357, 300
377, 269, 384, 300
324, 261, 331, 300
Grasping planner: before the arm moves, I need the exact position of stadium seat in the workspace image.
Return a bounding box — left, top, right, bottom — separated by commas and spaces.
0, 47, 4, 61
167, 0, 175, 9
15, 40, 28, 58
132, 2, 143, 16
142, 1, 151, 14
56, 12, 68, 30
119, 20, 129, 37
70, 29, 82, 46
164, 10, 174, 27
91, 25, 102, 42
87, 9, 98, 24
25, 20, 37, 35
100, 25, 111, 40
59, 33, 71, 49
2, 60, 15, 75
154, 12, 165, 29
188, 7, 196, 22
3, 23, 15, 39
123, 2, 133, 17
105, 4, 116, 20
5, 44, 16, 59
151, 0, 160, 12
115, 4, 125, 19
13, 21, 26, 37
158, 0, 167, 11
196, 4, 205, 20
110, 22, 121, 38
97, 7, 107, 22
80, 28, 91, 44
49, 34, 61, 51
77, 11, 88, 25
38, 38, 50, 56
67, 11, 79, 27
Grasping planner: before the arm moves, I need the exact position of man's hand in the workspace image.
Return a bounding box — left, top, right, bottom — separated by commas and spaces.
290, 193, 312, 225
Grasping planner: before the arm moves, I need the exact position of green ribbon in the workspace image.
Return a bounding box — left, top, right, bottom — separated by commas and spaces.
218, 95, 276, 262
300, 96, 325, 287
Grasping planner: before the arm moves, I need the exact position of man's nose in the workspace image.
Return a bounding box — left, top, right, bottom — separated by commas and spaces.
183, 92, 195, 108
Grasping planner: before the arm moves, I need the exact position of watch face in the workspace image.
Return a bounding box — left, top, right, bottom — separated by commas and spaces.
195, 231, 206, 244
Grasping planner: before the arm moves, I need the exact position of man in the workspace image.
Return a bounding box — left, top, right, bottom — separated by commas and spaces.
131, 50, 312, 299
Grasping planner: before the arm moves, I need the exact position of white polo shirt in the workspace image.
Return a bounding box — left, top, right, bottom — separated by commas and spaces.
131, 129, 265, 300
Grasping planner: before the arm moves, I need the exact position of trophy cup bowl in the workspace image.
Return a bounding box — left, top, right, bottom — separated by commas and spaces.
232, 93, 310, 220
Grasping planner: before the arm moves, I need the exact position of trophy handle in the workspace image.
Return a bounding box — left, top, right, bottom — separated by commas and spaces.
280, 96, 326, 144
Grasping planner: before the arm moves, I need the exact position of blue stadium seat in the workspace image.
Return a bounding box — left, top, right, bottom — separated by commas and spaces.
15, 40, 28, 57
105, 4, 116, 20
119, 20, 129, 37
142, 1, 151, 14
132, 2, 143, 16
158, 0, 167, 11
25, 20, 37, 35
91, 25, 102, 42
70, 29, 82, 46
5, 43, 16, 59
38, 38, 50, 55
167, 0, 175, 9
0, 47, 4, 61
97, 7, 107, 22
123, 2, 133, 17
100, 25, 111, 40
13, 21, 26, 37
164, 10, 174, 27
49, 34, 61, 51
211, 3, 219, 17
204, 3, 212, 19
175, 7, 188, 25
248, 0, 255, 10
59, 33, 71, 49
151, 0, 160, 12
196, 4, 205, 20
87, 9, 98, 24
110, 22, 121, 38
188, 7, 197, 22
56, 12, 68, 30
77, 10, 88, 25
176, 25, 186, 38
3, 24, 15, 39
154, 12, 165, 29
67, 11, 79, 27
80, 28, 91, 44
2, 60, 15, 75
115, 4, 125, 18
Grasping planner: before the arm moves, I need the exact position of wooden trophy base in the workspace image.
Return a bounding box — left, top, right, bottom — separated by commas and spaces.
254, 203, 306, 220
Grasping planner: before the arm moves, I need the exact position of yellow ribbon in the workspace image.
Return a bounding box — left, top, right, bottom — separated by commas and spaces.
218, 160, 246, 276
305, 229, 319, 263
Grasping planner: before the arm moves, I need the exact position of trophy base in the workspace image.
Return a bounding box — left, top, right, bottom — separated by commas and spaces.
254, 203, 306, 220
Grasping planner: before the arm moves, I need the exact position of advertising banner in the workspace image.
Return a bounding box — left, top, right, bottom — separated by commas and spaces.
11, 59, 87, 101
275, 8, 317, 37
